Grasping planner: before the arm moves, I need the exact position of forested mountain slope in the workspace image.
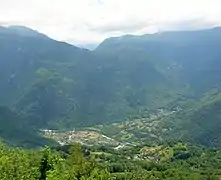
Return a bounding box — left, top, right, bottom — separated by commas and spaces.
0, 26, 173, 130
1, 26, 221, 146
96, 27, 221, 95
0, 26, 90, 104
161, 91, 221, 147
0, 106, 56, 148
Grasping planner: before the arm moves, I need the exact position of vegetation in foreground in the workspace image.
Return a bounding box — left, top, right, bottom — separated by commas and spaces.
1, 142, 221, 180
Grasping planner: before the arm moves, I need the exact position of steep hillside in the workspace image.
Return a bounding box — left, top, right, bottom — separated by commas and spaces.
0, 26, 172, 130
158, 90, 221, 147
1, 26, 221, 147
96, 27, 221, 94
0, 26, 90, 104
0, 106, 56, 148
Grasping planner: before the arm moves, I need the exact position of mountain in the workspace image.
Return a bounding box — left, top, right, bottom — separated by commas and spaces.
95, 28, 221, 147
75, 43, 98, 50
96, 27, 221, 95
0, 25, 48, 38
1, 26, 221, 147
0, 25, 90, 104
0, 26, 170, 130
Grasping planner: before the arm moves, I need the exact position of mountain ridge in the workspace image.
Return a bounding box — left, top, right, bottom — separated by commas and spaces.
96, 26, 221, 50
1, 25, 221, 147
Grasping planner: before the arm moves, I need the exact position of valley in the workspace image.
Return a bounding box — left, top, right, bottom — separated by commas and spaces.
1, 0, 221, 177
1, 25, 221, 148
1, 25, 221, 179
42, 109, 177, 148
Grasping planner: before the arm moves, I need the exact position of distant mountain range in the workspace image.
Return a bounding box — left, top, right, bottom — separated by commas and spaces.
1, 25, 221, 147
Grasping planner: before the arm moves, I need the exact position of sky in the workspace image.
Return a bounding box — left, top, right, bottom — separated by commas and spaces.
0, 0, 221, 46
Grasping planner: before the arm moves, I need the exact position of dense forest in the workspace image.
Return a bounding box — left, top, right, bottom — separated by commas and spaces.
1, 142, 221, 180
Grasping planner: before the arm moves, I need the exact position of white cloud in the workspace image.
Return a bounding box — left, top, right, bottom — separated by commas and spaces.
0, 0, 221, 45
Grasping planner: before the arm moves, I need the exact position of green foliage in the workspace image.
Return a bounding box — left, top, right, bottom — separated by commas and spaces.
101, 125, 122, 137
0, 141, 221, 179
0, 142, 41, 180
0, 143, 111, 180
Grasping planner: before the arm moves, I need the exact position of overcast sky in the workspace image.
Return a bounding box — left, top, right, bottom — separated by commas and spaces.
0, 0, 221, 45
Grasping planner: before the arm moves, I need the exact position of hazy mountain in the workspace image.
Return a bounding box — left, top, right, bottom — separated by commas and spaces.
0, 25, 48, 38
75, 43, 98, 50
0, 26, 90, 104
96, 27, 221, 94
1, 26, 221, 146
0, 26, 169, 130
